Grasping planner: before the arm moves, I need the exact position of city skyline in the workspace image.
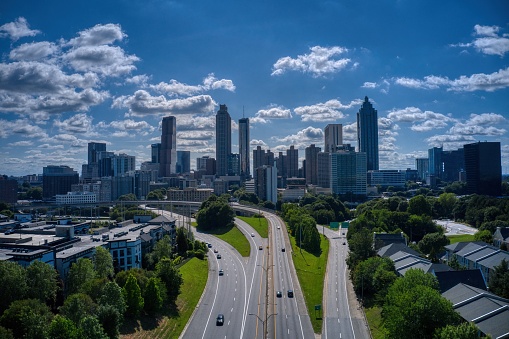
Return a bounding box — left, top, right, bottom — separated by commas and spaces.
1, 1, 509, 177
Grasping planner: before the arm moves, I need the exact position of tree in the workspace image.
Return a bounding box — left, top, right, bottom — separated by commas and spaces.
488, 259, 509, 298
175, 227, 189, 255
434, 322, 483, 339
66, 258, 96, 295
98, 281, 126, 319
346, 228, 376, 270
0, 299, 53, 339
408, 195, 432, 216
195, 195, 235, 231
60, 293, 97, 325
116, 268, 153, 294
144, 277, 163, 315
97, 304, 121, 339
0, 326, 14, 339
94, 246, 114, 279
122, 274, 144, 316
0, 261, 28, 314
79, 316, 109, 339
352, 256, 396, 304
47, 315, 80, 339
474, 229, 493, 244
418, 232, 450, 262
438, 193, 457, 218
382, 270, 460, 339
25, 259, 59, 305
156, 258, 183, 303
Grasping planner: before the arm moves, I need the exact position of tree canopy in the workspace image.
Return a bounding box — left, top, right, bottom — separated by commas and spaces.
196, 195, 235, 231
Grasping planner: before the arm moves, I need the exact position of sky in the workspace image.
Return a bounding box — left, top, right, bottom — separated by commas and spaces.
1, 0, 509, 177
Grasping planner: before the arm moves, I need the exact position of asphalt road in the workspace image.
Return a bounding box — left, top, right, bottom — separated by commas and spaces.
435, 219, 477, 236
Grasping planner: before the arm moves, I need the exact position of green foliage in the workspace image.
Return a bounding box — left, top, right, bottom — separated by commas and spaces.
146, 189, 165, 200
346, 227, 376, 270
98, 281, 126, 319
66, 258, 96, 295
408, 195, 432, 216
176, 227, 189, 255
144, 277, 163, 315
234, 188, 259, 204
25, 260, 59, 305
0, 326, 13, 339
488, 259, 509, 298
79, 316, 109, 339
418, 232, 450, 262
480, 220, 509, 233
0, 299, 53, 339
382, 270, 459, 339
156, 258, 183, 302
406, 214, 439, 242
146, 234, 173, 268
196, 195, 235, 231
433, 322, 483, 339
116, 268, 154, 294
47, 315, 80, 339
94, 246, 114, 279
352, 257, 397, 304
122, 274, 144, 316
0, 261, 28, 314
438, 193, 457, 218
97, 304, 121, 339
60, 293, 97, 325
118, 193, 136, 201
474, 229, 493, 244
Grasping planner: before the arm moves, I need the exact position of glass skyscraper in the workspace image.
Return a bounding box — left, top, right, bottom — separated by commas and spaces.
216, 104, 231, 176
357, 96, 379, 170
239, 117, 250, 179
464, 141, 501, 196
160, 116, 177, 177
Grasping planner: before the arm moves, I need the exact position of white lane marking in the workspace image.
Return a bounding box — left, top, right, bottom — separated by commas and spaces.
344, 264, 356, 339
231, 307, 234, 313
201, 255, 221, 339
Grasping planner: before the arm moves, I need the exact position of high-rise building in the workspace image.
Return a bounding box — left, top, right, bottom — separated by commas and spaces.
330, 150, 367, 196
227, 153, 240, 176
357, 96, 379, 170
151, 143, 161, 164
287, 145, 299, 178
317, 152, 330, 189
428, 147, 443, 178
176, 151, 191, 174
254, 164, 277, 204
464, 141, 501, 196
305, 144, 321, 185
216, 104, 231, 176
239, 117, 250, 179
160, 116, 177, 177
88, 142, 106, 165
0, 176, 18, 204
42, 165, 79, 200
112, 153, 136, 177
197, 156, 216, 176
416, 158, 429, 181
442, 148, 464, 182
98, 151, 115, 177
253, 146, 274, 171
324, 124, 343, 153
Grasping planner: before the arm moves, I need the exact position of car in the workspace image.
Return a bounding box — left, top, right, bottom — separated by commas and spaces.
3, 229, 14, 235
208, 243, 212, 248
287, 290, 294, 298
251, 233, 255, 237
216, 314, 224, 326
277, 226, 280, 229
219, 269, 224, 276
214, 248, 218, 253
259, 245, 263, 250
276, 291, 282, 298
281, 248, 285, 252
217, 254, 221, 259
343, 242, 346, 245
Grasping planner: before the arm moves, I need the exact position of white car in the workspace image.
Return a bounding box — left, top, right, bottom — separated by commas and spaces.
251, 233, 255, 237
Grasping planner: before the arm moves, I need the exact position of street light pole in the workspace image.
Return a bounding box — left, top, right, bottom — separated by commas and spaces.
249, 313, 277, 339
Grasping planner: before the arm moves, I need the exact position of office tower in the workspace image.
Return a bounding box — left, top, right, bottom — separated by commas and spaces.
239, 117, 250, 179
324, 124, 343, 153
0, 176, 18, 204
151, 143, 161, 164
176, 151, 191, 174
442, 148, 464, 182
197, 156, 216, 175
227, 153, 240, 176
317, 152, 330, 188
254, 164, 278, 204
305, 144, 321, 185
216, 104, 231, 176
287, 145, 299, 178
330, 150, 367, 195
88, 142, 106, 164
111, 153, 135, 177
428, 147, 443, 178
98, 151, 114, 177
253, 146, 274, 171
160, 116, 177, 177
416, 158, 429, 181
464, 141, 502, 196
42, 165, 79, 200
357, 96, 379, 170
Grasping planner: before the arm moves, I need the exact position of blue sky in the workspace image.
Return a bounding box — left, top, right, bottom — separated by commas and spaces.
1, 0, 509, 177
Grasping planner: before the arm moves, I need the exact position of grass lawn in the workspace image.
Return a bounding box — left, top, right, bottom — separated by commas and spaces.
120, 256, 208, 339
365, 306, 385, 339
448, 234, 475, 244
206, 225, 251, 257
237, 216, 268, 238
290, 232, 329, 333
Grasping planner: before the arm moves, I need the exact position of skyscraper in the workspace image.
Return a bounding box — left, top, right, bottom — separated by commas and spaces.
88, 142, 106, 165
305, 144, 321, 185
160, 116, 177, 177
330, 150, 367, 196
176, 151, 191, 174
428, 146, 443, 178
216, 104, 231, 176
239, 117, 250, 179
42, 165, 79, 200
324, 124, 343, 153
357, 96, 379, 170
151, 143, 161, 164
464, 141, 501, 196
287, 145, 299, 178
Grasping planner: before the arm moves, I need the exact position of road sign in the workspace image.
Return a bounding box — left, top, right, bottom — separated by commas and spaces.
315, 304, 321, 310
341, 221, 350, 229
330, 222, 340, 229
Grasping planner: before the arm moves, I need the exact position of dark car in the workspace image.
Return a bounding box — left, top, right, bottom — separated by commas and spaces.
208, 243, 212, 248
216, 314, 224, 326
343, 242, 346, 245
259, 245, 263, 250
276, 291, 282, 298
219, 269, 224, 276
217, 254, 221, 259
287, 290, 294, 298
214, 248, 218, 253
281, 248, 285, 252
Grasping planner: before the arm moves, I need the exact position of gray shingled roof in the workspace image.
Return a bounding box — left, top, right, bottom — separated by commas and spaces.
435, 269, 487, 293
377, 243, 420, 258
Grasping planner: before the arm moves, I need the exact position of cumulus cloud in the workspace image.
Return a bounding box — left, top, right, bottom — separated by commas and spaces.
0, 17, 40, 41
176, 115, 215, 131
251, 105, 292, 124
54, 113, 94, 134
271, 45, 353, 77
7, 140, 33, 147
451, 24, 509, 56
294, 99, 361, 122
0, 119, 48, 139
394, 67, 509, 92
9, 42, 59, 61
151, 73, 235, 96
448, 113, 506, 136
362, 82, 377, 88
387, 107, 455, 132
66, 23, 126, 47
112, 90, 216, 116
275, 126, 324, 144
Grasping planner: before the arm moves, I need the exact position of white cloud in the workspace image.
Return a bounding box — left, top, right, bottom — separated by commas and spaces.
362, 82, 377, 88
451, 24, 509, 56
250, 139, 268, 147
125, 74, 151, 86
67, 23, 126, 47
9, 42, 59, 61
54, 113, 94, 134
176, 115, 215, 131
112, 90, 216, 116
275, 126, 324, 144
448, 113, 507, 136
0, 17, 40, 41
271, 45, 353, 77
151, 73, 235, 97
7, 140, 33, 147
0, 119, 48, 139
387, 107, 454, 132
251, 105, 292, 124
293, 99, 361, 122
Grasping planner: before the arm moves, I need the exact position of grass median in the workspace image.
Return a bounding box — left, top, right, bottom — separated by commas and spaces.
290, 232, 329, 333
206, 225, 251, 257
237, 216, 268, 238
447, 234, 475, 244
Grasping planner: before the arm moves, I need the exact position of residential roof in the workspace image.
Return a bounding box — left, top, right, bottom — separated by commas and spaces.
495, 227, 509, 241
435, 269, 487, 293
444, 241, 487, 254
477, 251, 509, 270
442, 283, 509, 339
373, 232, 406, 250
149, 215, 176, 224
455, 242, 490, 257
377, 243, 420, 258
